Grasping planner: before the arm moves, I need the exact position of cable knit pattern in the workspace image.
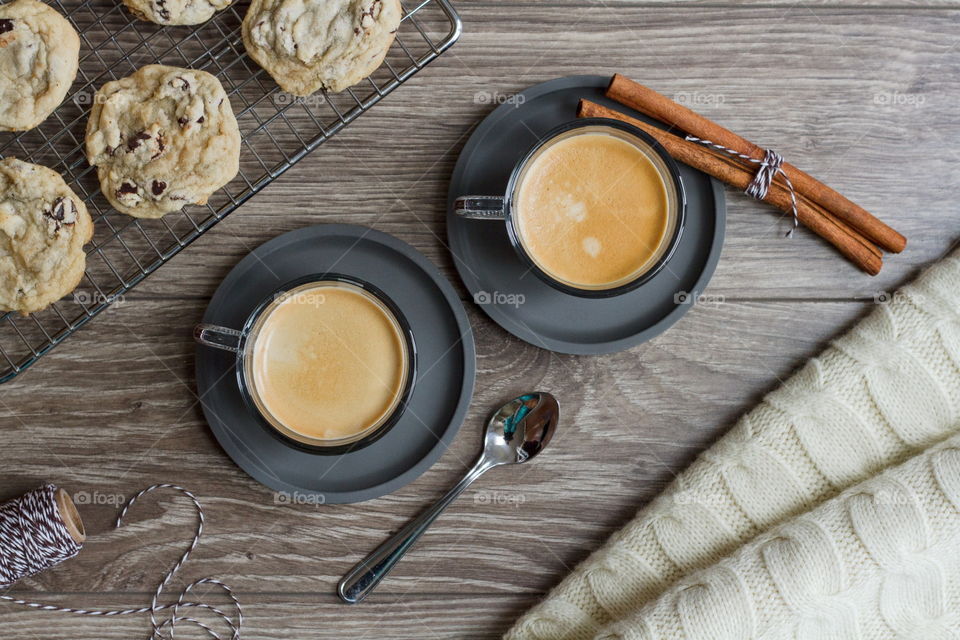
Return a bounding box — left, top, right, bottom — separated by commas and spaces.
506, 249, 960, 640
595, 435, 960, 639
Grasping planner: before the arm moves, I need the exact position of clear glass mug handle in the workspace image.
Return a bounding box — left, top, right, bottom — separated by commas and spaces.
453, 196, 506, 220
193, 323, 243, 353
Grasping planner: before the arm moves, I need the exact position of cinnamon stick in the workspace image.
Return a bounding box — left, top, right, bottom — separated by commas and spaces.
578, 99, 882, 275
606, 74, 906, 254
698, 143, 883, 261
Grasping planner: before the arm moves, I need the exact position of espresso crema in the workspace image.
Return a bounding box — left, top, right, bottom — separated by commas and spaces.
514, 132, 671, 289
249, 282, 408, 443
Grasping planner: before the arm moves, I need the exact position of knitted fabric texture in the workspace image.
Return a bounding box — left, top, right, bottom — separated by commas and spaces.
596, 433, 960, 639
506, 248, 960, 640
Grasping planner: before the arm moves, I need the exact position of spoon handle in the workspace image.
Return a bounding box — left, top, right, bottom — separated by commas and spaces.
338, 458, 494, 604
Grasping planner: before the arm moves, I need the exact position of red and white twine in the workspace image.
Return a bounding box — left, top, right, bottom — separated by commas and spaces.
0, 484, 242, 640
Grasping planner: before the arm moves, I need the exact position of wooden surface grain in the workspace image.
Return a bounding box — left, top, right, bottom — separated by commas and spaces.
3, 1, 960, 638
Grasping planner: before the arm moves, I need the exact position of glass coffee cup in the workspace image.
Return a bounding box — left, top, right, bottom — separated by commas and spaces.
194, 274, 417, 454
454, 118, 686, 298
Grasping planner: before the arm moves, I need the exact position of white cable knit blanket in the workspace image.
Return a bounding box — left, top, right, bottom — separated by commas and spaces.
599, 433, 960, 639
506, 248, 960, 640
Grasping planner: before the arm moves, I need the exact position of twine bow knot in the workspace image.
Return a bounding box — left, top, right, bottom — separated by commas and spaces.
686, 136, 799, 237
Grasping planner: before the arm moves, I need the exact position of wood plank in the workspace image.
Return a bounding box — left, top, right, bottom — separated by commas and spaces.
1, 297, 868, 596
0, 593, 537, 639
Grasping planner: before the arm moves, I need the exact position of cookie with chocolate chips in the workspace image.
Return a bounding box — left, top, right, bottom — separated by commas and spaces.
242, 0, 401, 96
0, 158, 93, 314
0, 0, 80, 131
85, 65, 241, 219
122, 0, 232, 26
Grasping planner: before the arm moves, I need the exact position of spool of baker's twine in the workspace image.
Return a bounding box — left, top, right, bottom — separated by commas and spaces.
0, 484, 241, 639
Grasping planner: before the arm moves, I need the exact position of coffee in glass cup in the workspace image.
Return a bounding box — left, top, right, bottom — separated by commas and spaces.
195, 275, 416, 453
454, 118, 685, 297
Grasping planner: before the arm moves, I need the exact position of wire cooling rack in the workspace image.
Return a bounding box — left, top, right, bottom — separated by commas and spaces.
0, 0, 461, 383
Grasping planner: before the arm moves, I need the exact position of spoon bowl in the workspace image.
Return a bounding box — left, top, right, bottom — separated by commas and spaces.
482, 392, 559, 467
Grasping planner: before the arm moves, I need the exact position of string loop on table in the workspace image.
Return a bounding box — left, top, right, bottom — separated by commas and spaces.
0, 484, 241, 640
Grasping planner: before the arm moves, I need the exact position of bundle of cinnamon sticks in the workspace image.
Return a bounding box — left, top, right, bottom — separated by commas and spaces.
578, 74, 905, 275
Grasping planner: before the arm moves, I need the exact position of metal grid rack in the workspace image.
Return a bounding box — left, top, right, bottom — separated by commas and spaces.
0, 0, 461, 383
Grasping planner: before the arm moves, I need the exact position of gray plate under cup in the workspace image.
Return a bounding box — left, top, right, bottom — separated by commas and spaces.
196, 224, 476, 504
446, 75, 726, 355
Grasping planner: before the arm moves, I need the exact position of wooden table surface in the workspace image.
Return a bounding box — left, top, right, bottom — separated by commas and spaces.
3, 1, 960, 638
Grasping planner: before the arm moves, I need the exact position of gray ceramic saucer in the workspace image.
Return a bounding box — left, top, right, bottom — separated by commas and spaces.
446, 75, 726, 355
195, 224, 476, 504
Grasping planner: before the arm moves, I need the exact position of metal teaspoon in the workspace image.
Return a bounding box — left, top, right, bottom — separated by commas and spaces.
338, 391, 560, 604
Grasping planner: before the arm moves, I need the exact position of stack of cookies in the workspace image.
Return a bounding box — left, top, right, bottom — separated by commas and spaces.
0, 0, 402, 314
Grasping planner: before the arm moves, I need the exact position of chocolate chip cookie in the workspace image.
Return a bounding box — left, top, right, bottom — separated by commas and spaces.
242, 0, 402, 96
0, 0, 80, 132
0, 158, 93, 314
85, 65, 241, 219
122, 0, 232, 26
